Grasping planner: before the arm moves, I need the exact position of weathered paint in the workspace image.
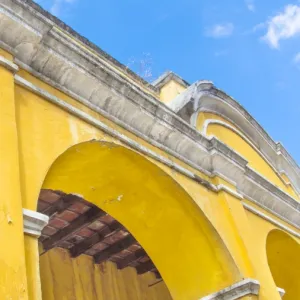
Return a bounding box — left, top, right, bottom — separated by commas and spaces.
197, 112, 299, 199
41, 141, 240, 300
159, 79, 187, 104
40, 247, 172, 300
0, 6, 299, 298
9, 61, 298, 300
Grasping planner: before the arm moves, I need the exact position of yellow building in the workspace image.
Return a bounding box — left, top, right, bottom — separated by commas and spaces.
0, 1, 299, 299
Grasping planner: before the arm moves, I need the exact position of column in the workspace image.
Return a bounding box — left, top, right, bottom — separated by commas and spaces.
23, 209, 49, 300
0, 49, 28, 299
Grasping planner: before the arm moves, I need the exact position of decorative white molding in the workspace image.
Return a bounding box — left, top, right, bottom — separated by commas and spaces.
203, 119, 261, 152
190, 91, 300, 196
200, 279, 260, 300
0, 0, 299, 229
203, 119, 294, 196
243, 203, 300, 238
277, 287, 286, 298
23, 208, 49, 237
0, 55, 18, 73
152, 71, 190, 89
14, 75, 300, 229
216, 184, 244, 200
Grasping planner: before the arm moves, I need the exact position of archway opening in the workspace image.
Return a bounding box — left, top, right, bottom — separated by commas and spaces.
37, 141, 239, 300
266, 230, 300, 299
38, 190, 172, 299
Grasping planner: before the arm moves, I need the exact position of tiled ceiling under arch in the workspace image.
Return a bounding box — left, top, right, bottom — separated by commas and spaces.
38, 189, 161, 279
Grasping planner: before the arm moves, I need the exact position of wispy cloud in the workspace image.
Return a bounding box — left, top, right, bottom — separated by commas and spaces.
48, 0, 77, 17
205, 23, 234, 38
293, 52, 300, 64
245, 0, 255, 12
214, 49, 228, 57
262, 5, 300, 49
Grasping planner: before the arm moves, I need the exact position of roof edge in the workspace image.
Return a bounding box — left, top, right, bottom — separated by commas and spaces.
152, 71, 190, 89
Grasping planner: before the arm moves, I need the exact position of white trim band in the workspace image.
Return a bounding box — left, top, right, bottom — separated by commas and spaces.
217, 184, 244, 200
14, 75, 300, 230
200, 279, 260, 300
0, 55, 18, 73
243, 203, 300, 238
23, 208, 49, 237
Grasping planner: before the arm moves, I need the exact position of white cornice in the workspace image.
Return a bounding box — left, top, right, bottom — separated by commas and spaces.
243, 203, 300, 238
0, 0, 299, 229
0, 55, 18, 73
189, 87, 300, 195
14, 75, 300, 230
152, 71, 190, 89
203, 119, 295, 195
23, 209, 49, 237
200, 279, 260, 300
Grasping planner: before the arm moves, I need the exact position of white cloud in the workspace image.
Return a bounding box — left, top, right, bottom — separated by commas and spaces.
205, 23, 234, 38
262, 5, 300, 49
293, 52, 300, 63
214, 50, 228, 57
246, 0, 255, 12
49, 0, 77, 16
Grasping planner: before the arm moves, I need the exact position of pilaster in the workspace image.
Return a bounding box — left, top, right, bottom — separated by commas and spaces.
23, 209, 49, 300
0, 49, 28, 299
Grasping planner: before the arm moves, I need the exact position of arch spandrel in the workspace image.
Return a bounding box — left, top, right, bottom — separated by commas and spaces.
40, 141, 240, 300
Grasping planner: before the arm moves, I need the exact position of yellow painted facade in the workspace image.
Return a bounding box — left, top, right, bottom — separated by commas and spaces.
0, 2, 300, 299
40, 248, 172, 300
159, 79, 187, 104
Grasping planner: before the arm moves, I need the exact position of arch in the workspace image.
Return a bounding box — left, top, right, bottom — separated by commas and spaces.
266, 229, 300, 299
39, 140, 240, 300
199, 116, 299, 199
191, 89, 300, 196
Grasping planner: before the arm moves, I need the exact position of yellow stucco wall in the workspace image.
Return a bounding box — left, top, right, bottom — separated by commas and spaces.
159, 80, 186, 104
40, 248, 172, 300
14, 69, 249, 299
0, 49, 28, 300
0, 45, 299, 300
244, 206, 300, 300
266, 230, 300, 300
40, 140, 242, 300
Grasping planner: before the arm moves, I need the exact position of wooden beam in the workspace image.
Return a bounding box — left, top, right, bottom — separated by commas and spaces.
42, 194, 76, 216
94, 235, 136, 264
43, 206, 105, 250
153, 270, 162, 279
116, 248, 146, 269
70, 221, 122, 257
136, 260, 155, 274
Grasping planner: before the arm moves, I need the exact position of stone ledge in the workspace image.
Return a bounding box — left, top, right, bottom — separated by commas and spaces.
0, 55, 18, 73
200, 279, 260, 300
23, 208, 49, 237
15, 75, 300, 230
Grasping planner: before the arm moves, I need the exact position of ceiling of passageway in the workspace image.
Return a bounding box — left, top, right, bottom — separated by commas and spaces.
38, 189, 161, 279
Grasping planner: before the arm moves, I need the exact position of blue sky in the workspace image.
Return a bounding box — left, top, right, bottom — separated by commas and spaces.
36, 0, 300, 163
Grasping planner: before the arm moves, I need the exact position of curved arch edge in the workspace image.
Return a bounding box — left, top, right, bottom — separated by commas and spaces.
202, 118, 292, 191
